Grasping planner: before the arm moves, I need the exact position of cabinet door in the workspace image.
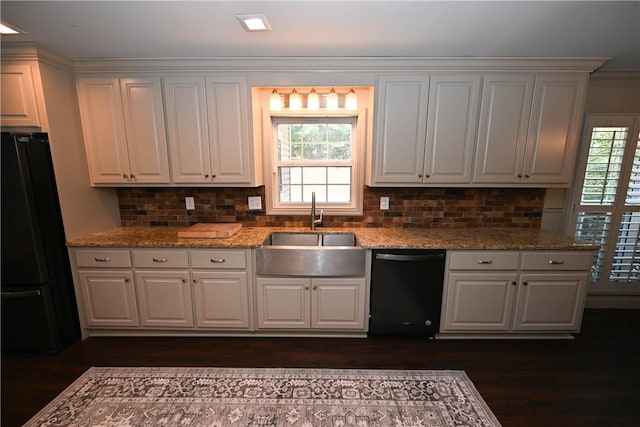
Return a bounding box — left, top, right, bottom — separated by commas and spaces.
311, 278, 366, 330
442, 272, 517, 331
513, 273, 588, 331
192, 271, 249, 329
205, 77, 252, 184
473, 74, 534, 184
372, 75, 430, 184
120, 78, 170, 184
523, 74, 587, 185
0, 63, 41, 127
423, 75, 481, 183
164, 77, 212, 183
134, 270, 193, 327
78, 270, 138, 327
256, 277, 310, 329
76, 77, 130, 184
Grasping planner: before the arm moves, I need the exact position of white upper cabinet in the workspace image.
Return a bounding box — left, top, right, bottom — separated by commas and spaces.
522, 74, 587, 184
424, 75, 481, 183
473, 74, 535, 184
0, 63, 43, 128
473, 73, 587, 186
164, 76, 255, 185
77, 77, 170, 185
371, 74, 430, 184
163, 77, 210, 183
370, 74, 481, 185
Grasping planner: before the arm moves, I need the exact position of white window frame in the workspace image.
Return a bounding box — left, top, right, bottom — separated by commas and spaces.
262, 109, 367, 216
568, 114, 640, 295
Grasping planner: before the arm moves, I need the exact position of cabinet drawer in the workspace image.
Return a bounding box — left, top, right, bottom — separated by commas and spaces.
520, 251, 593, 271
75, 249, 131, 268
190, 250, 246, 269
448, 251, 520, 270
132, 250, 189, 268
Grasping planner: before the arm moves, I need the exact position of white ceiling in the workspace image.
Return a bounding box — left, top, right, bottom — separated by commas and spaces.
1, 1, 639, 72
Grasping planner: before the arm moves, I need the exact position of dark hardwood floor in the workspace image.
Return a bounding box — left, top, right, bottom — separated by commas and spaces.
2, 309, 639, 427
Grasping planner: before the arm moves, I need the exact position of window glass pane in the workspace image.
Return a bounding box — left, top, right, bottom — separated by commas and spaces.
328, 167, 351, 184
328, 143, 352, 160
303, 143, 328, 160
611, 211, 640, 282
328, 123, 352, 143
580, 127, 628, 205
575, 211, 612, 281
328, 185, 351, 202
304, 186, 326, 202
625, 134, 640, 206
302, 167, 326, 184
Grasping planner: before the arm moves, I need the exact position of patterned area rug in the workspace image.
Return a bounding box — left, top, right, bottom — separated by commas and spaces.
26, 367, 501, 426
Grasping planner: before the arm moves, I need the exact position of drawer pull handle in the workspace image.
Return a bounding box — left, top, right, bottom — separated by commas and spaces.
152, 257, 168, 263
549, 260, 565, 265
94, 257, 110, 262
477, 260, 493, 264
210, 258, 226, 263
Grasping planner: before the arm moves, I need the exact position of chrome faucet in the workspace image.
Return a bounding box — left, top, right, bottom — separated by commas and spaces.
311, 192, 324, 230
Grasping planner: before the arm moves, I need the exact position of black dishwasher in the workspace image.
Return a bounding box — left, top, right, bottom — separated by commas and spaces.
369, 249, 446, 337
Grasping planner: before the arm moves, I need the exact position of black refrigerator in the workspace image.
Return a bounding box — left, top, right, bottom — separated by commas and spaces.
1, 132, 80, 352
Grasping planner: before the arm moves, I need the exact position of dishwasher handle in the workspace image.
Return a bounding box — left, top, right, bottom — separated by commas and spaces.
375, 253, 445, 262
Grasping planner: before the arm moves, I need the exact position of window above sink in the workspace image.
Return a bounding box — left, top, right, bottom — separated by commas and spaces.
253, 87, 373, 216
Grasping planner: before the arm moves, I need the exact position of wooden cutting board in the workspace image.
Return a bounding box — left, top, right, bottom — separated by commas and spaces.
177, 223, 243, 239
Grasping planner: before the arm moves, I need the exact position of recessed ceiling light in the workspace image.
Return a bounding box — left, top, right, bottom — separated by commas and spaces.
236, 14, 272, 32
0, 22, 21, 35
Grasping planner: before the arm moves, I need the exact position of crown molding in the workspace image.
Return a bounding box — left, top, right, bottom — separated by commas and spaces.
71, 56, 610, 74
0, 41, 74, 71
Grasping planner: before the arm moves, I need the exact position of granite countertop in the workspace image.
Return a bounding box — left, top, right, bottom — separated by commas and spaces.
67, 226, 598, 251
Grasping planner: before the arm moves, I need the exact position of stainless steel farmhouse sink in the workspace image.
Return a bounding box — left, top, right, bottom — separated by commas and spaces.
256, 232, 365, 276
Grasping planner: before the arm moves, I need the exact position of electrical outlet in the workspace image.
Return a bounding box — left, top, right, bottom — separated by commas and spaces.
248, 196, 262, 210
185, 197, 195, 210
380, 196, 390, 210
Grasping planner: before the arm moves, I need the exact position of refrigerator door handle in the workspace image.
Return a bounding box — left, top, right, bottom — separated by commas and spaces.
1, 289, 42, 298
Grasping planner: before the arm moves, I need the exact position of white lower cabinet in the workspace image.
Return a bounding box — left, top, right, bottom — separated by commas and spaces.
75, 249, 138, 327
78, 270, 139, 327
256, 277, 366, 331
441, 250, 591, 335
190, 249, 251, 330
134, 270, 193, 327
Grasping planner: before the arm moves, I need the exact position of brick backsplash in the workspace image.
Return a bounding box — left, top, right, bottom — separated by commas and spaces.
117, 187, 544, 228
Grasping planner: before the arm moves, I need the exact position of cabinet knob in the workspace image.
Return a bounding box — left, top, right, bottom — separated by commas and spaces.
418, 174, 422, 178
124, 278, 129, 282
517, 174, 522, 178
204, 174, 209, 178
312, 284, 317, 290
511, 281, 517, 286
130, 174, 135, 179
182, 278, 186, 283
305, 285, 310, 290
523, 281, 528, 286
193, 279, 197, 283
525, 174, 530, 178
212, 174, 217, 178
123, 174, 129, 179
